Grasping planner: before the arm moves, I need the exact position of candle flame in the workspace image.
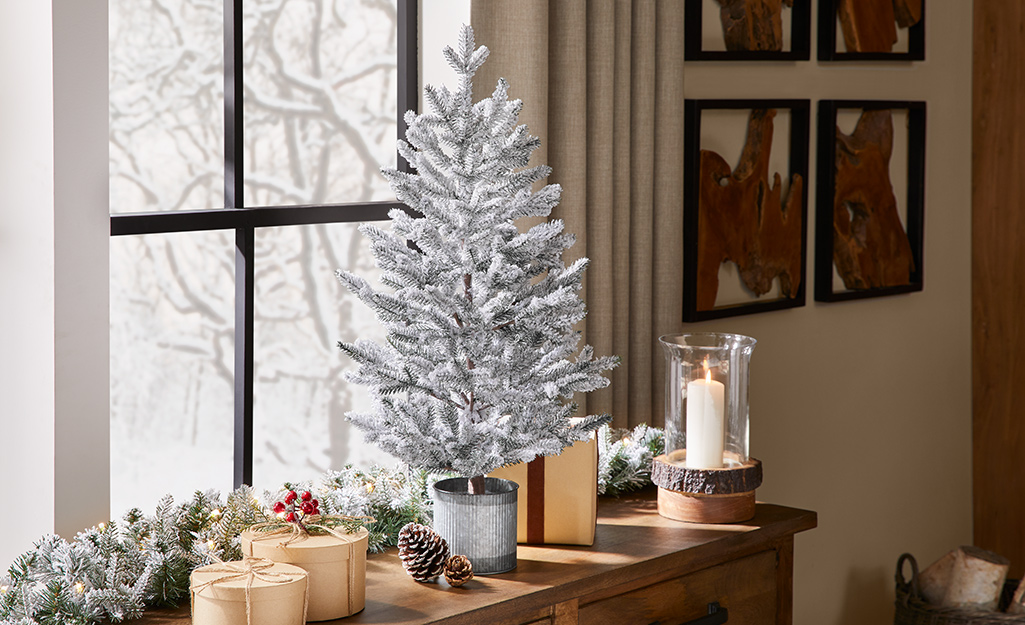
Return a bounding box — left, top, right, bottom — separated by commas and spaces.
705, 368, 711, 383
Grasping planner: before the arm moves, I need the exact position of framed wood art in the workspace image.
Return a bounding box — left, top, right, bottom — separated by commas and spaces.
684, 0, 811, 61
818, 0, 925, 61
815, 100, 926, 302
683, 99, 810, 322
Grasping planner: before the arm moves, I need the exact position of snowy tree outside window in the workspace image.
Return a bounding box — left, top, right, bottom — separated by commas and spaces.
109, 0, 401, 516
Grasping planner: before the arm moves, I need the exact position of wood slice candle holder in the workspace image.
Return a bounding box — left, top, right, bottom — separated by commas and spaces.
652, 450, 763, 524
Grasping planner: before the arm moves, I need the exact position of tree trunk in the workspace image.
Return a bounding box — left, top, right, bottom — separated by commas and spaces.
468, 474, 486, 495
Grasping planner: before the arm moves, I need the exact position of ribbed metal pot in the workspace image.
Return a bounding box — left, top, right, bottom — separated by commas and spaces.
431, 477, 518, 575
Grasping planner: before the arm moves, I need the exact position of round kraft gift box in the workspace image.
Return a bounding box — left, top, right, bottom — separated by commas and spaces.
240, 527, 369, 621
190, 560, 307, 625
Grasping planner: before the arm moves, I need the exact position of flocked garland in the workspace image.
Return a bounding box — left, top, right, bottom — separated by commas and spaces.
0, 425, 661, 625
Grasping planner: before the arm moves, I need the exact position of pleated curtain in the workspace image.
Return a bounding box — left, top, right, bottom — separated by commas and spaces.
470, 0, 685, 428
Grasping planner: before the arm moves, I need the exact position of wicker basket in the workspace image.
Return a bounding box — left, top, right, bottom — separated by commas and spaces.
895, 553, 1025, 625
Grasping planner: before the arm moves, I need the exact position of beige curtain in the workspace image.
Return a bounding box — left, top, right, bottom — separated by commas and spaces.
471, 0, 684, 428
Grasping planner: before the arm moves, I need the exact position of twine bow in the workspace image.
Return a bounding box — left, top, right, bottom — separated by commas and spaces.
190, 553, 308, 625
245, 515, 373, 615
246, 514, 373, 548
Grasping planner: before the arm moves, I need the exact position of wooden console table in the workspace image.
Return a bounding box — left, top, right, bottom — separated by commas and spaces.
136, 489, 815, 625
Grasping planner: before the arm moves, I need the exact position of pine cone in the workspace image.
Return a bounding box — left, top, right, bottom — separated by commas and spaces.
444, 554, 474, 587
397, 522, 449, 582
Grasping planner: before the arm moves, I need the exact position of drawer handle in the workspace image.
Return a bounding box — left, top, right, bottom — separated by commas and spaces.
650, 601, 729, 625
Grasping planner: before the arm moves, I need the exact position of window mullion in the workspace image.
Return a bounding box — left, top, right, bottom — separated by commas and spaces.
234, 225, 255, 488
398, 0, 418, 174
226, 0, 253, 488
225, 0, 244, 210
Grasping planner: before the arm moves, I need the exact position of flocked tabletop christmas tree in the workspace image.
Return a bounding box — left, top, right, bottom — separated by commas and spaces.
337, 25, 616, 496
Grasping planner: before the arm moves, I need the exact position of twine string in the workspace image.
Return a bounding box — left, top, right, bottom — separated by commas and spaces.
246, 515, 374, 547
348, 539, 356, 614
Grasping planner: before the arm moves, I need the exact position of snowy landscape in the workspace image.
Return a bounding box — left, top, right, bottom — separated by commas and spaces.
108, 0, 400, 516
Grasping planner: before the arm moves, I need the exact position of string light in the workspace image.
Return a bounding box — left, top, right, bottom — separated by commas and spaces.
207, 540, 216, 551
98, 522, 105, 531
365, 482, 375, 494
209, 509, 222, 520
1, 585, 9, 594
74, 582, 85, 594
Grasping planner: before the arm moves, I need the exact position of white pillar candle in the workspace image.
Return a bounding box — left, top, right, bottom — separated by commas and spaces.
685, 367, 725, 469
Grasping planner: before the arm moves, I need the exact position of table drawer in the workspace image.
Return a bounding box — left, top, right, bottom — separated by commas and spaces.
577, 550, 778, 625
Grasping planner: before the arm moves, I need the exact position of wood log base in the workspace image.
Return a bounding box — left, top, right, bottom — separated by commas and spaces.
652, 452, 762, 524
651, 452, 762, 494
657, 488, 757, 524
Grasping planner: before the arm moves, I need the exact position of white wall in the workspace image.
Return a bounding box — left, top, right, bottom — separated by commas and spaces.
683, 3, 973, 623
51, 0, 110, 543
0, 0, 57, 571
0, 0, 109, 569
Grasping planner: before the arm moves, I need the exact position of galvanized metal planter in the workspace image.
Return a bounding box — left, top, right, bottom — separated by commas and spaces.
431, 477, 518, 575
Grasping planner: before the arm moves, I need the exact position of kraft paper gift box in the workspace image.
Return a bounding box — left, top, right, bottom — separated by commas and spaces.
489, 435, 597, 545
241, 526, 369, 621
190, 559, 307, 625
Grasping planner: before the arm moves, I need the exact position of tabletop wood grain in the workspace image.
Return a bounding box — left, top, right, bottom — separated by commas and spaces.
132, 489, 816, 625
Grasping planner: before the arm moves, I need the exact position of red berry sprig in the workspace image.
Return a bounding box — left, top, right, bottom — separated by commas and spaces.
272, 490, 320, 528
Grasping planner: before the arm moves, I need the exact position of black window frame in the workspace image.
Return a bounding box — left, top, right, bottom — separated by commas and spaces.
110, 0, 419, 488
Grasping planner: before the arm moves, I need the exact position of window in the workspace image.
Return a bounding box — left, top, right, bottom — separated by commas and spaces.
109, 0, 417, 514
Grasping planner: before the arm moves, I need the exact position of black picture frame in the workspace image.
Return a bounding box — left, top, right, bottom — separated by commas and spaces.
684, 0, 811, 61
683, 99, 811, 322
818, 0, 925, 61
815, 100, 926, 302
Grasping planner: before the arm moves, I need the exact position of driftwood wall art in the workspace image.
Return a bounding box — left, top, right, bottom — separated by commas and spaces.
819, 0, 925, 60
832, 110, 913, 289
837, 0, 922, 52
716, 0, 792, 52
684, 100, 810, 321
685, 0, 810, 61
697, 110, 803, 309
815, 100, 926, 302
